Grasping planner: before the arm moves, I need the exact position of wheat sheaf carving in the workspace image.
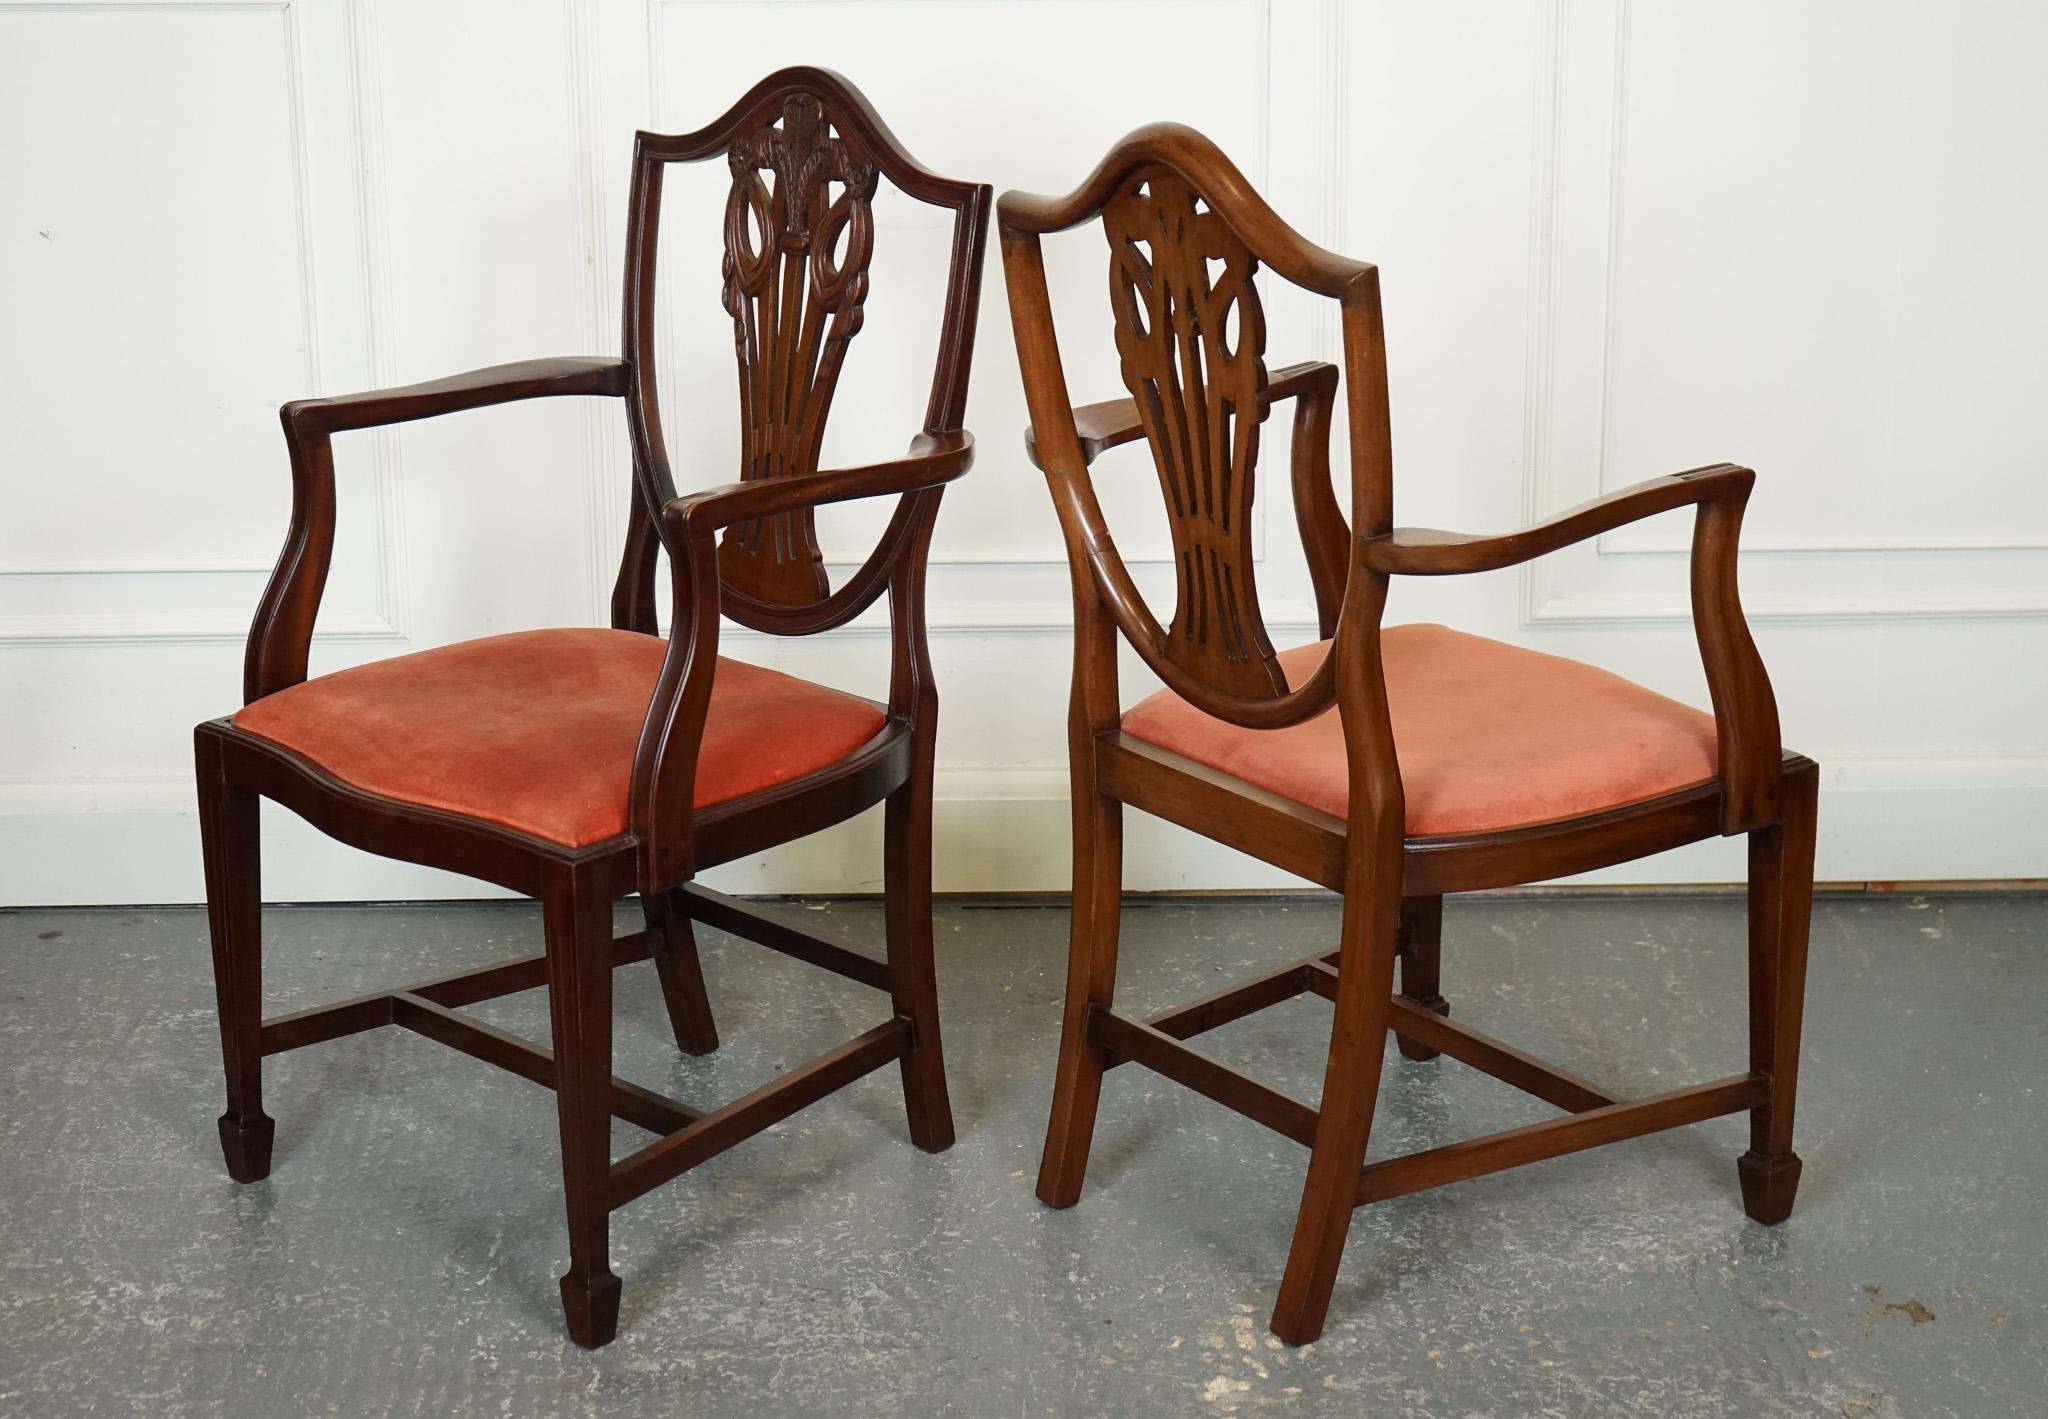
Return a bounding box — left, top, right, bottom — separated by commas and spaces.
1104, 171, 1281, 697
720, 94, 880, 604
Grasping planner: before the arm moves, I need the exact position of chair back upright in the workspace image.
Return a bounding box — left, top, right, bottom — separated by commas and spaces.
615, 67, 992, 633
999, 124, 1395, 752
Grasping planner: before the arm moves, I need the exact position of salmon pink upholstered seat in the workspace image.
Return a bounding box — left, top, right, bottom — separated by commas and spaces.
1121, 623, 1719, 837
234, 629, 888, 847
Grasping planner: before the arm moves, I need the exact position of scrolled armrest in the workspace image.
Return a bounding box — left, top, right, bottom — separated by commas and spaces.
1024, 360, 1337, 471
1362, 464, 1754, 576
281, 356, 627, 435
660, 431, 974, 540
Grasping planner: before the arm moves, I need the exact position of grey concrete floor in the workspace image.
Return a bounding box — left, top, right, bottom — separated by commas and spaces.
1, 893, 2043, 1417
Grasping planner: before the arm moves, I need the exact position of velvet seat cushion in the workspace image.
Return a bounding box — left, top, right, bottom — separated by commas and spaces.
234, 629, 888, 847
1121, 623, 1720, 836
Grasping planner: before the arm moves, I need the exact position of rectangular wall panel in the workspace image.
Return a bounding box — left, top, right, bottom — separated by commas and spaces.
1, 0, 2039, 903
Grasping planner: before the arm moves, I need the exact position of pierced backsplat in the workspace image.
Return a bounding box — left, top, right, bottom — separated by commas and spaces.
1105, 171, 1285, 698
719, 94, 880, 605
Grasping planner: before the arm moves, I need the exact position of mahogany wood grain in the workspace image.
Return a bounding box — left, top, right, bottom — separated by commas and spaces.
1393, 894, 1448, 1062
257, 929, 656, 1056
280, 357, 627, 435
1309, 964, 1618, 1116
609, 1020, 911, 1209
1033, 566, 1127, 1209
1360, 465, 1754, 576
882, 504, 955, 1152
1400, 773, 1735, 897
1355, 1075, 1764, 1207
195, 728, 272, 1184
1023, 359, 1337, 472
643, 889, 719, 1056
543, 859, 620, 1348
1738, 755, 1818, 1223
1136, 952, 1319, 1044
1382, 996, 1616, 1115
1091, 1008, 1321, 1147
388, 991, 703, 1136
1001, 121, 1819, 1348
1097, 734, 1348, 889
680, 883, 889, 991
1103, 166, 1282, 698
197, 68, 988, 1349
714, 92, 879, 605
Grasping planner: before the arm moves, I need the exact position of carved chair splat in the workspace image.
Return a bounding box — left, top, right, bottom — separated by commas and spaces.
998, 122, 1817, 1346
196, 67, 991, 1349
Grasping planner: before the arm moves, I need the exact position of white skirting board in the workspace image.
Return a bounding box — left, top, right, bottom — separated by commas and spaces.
1, 756, 2043, 907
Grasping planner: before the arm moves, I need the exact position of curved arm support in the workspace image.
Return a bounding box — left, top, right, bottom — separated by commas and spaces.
1021, 394, 1146, 471
1360, 464, 1754, 575
628, 510, 725, 892
1361, 462, 1780, 833
1284, 362, 1347, 636
657, 431, 972, 637
1690, 484, 1782, 833
245, 419, 338, 704
625, 435, 969, 889
280, 357, 626, 436
244, 357, 628, 703
662, 431, 971, 539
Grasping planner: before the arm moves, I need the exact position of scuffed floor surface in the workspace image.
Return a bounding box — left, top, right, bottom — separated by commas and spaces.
1, 893, 2043, 1416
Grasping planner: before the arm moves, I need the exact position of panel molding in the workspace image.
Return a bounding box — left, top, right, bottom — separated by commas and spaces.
334, 0, 410, 642
0, 557, 274, 574
1515, 0, 1571, 627
1524, 586, 2048, 627
9, 750, 2040, 904
718, 599, 1324, 640
1598, 532, 2048, 558
1516, 0, 2048, 625
567, 0, 629, 622
0, 0, 409, 647
0, 608, 406, 647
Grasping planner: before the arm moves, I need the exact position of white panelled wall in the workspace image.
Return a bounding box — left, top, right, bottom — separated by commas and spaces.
2, 0, 2042, 905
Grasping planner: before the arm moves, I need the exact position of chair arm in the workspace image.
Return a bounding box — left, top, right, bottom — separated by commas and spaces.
1036, 395, 1143, 470
1361, 464, 1754, 576
1361, 459, 1782, 834
244, 357, 630, 702
281, 357, 627, 435
659, 431, 974, 541
626, 430, 971, 891
1023, 361, 1336, 471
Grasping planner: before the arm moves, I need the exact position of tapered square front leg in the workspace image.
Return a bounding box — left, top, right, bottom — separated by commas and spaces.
545, 866, 621, 1348
1738, 761, 1818, 1225
196, 730, 274, 1183
1036, 785, 1124, 1208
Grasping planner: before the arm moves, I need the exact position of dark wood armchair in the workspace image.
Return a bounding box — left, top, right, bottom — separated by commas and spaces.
195, 68, 990, 1348
999, 124, 1816, 1345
